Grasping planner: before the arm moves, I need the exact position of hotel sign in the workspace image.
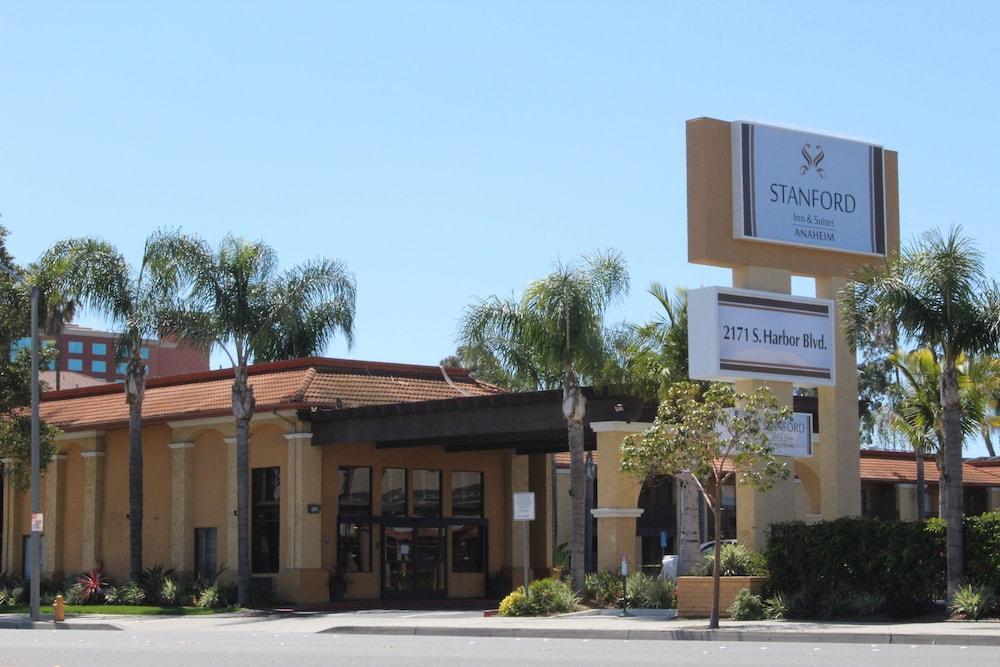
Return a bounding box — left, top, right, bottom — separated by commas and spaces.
732, 121, 887, 256
688, 287, 836, 386
718, 410, 813, 458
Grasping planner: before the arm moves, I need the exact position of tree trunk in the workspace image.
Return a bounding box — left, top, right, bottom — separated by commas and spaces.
940, 363, 965, 601
55, 330, 62, 391
550, 453, 558, 562
982, 425, 997, 458
125, 358, 146, 580
915, 449, 926, 522
710, 495, 722, 630
676, 472, 701, 576
233, 368, 256, 607
563, 366, 587, 593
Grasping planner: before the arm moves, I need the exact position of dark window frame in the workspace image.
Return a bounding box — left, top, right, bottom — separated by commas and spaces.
251, 466, 280, 574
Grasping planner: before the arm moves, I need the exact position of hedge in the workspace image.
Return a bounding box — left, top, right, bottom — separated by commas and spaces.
767, 513, 1000, 619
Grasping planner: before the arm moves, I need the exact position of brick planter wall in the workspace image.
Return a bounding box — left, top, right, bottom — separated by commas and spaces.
675, 576, 767, 618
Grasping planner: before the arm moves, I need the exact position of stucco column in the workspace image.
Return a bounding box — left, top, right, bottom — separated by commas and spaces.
42, 455, 67, 578
732, 266, 800, 553
1, 459, 20, 575
591, 421, 649, 572
281, 432, 326, 603
528, 453, 553, 572
816, 275, 862, 519
896, 483, 917, 522
223, 437, 239, 574
169, 442, 195, 574
81, 451, 105, 568
505, 452, 530, 587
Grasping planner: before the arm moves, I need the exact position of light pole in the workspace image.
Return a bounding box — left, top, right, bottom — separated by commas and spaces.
0, 262, 40, 621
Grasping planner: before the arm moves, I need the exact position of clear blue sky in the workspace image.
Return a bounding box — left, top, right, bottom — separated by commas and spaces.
2, 2, 999, 450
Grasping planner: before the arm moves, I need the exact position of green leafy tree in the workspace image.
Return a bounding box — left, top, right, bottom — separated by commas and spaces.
39, 236, 184, 579
156, 232, 356, 606
843, 227, 1000, 599
621, 382, 791, 629
459, 250, 628, 592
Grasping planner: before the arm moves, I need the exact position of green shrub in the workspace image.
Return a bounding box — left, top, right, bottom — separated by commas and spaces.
729, 588, 765, 620
626, 572, 675, 609
525, 577, 579, 615
949, 583, 995, 620
195, 584, 222, 609
691, 544, 768, 577
160, 578, 179, 607
139, 565, 176, 605
553, 543, 571, 573
106, 581, 146, 606
498, 588, 529, 616
584, 571, 622, 608
763, 593, 788, 620
498, 578, 579, 617
767, 518, 944, 618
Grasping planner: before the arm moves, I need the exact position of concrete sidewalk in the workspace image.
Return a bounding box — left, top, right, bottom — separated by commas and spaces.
8, 608, 1000, 646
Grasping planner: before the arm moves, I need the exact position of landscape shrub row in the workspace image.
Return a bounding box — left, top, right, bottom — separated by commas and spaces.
0, 564, 238, 610
766, 514, 1000, 619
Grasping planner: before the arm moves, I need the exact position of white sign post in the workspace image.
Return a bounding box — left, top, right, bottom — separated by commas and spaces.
731, 121, 887, 256
513, 492, 535, 590
688, 286, 836, 386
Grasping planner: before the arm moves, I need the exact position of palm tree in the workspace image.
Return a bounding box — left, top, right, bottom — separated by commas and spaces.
40, 237, 182, 579
843, 227, 1000, 599
155, 232, 355, 606
460, 250, 628, 591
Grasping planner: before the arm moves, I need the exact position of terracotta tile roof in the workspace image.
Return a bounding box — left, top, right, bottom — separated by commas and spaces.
859, 449, 1000, 487
40, 357, 503, 432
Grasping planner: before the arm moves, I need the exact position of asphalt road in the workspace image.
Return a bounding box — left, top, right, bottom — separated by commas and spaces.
0, 630, 996, 666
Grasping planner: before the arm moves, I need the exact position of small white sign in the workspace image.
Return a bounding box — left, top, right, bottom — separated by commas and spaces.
732, 121, 887, 256
688, 286, 835, 386
31, 513, 43, 532
620, 553, 629, 576
513, 492, 536, 521
718, 409, 814, 458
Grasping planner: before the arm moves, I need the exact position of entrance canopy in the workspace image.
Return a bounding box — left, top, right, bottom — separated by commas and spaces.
303, 388, 656, 455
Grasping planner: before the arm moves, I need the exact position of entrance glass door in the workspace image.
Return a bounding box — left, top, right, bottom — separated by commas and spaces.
382, 524, 446, 599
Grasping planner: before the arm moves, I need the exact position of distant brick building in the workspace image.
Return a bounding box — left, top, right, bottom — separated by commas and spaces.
11, 323, 208, 383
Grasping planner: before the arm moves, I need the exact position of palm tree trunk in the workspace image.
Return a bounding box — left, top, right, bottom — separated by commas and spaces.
233, 368, 256, 607
550, 454, 558, 564
915, 449, 926, 522
125, 361, 145, 580
676, 472, 701, 576
563, 366, 587, 593
982, 425, 997, 458
710, 490, 722, 630
940, 363, 965, 601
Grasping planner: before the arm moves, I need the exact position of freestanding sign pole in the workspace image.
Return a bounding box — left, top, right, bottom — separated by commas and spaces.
513, 492, 536, 591
29, 285, 40, 622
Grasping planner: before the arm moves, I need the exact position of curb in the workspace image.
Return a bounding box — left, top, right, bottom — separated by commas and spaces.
0, 619, 122, 631
318, 625, 1000, 646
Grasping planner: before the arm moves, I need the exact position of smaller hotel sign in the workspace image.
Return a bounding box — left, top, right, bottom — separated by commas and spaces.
732, 121, 887, 256
718, 410, 814, 458
688, 287, 835, 386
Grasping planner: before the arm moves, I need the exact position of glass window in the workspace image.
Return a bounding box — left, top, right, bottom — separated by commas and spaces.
67, 358, 83, 372
91, 342, 107, 356
140, 346, 150, 359
338, 467, 371, 515
412, 469, 441, 518
381, 468, 407, 516
91, 360, 107, 373
251, 467, 280, 573
116, 362, 128, 375
194, 527, 218, 578
338, 522, 372, 573
452, 471, 484, 518
67, 341, 83, 354
452, 525, 484, 573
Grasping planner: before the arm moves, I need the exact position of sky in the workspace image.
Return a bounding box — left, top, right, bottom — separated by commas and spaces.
3, 2, 1000, 454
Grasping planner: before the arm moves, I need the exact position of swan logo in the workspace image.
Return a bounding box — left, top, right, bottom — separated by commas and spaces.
799, 143, 826, 178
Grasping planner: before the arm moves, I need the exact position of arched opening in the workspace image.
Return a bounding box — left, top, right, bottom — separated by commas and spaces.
636, 476, 676, 567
